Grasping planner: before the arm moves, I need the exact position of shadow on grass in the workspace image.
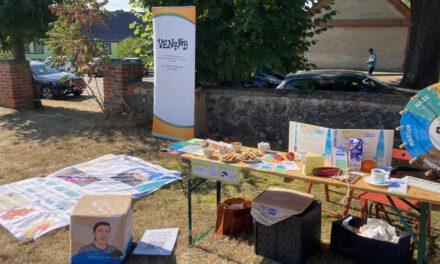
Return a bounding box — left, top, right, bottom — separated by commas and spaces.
57, 94, 96, 102
126, 242, 177, 264
194, 244, 250, 264
0, 105, 152, 143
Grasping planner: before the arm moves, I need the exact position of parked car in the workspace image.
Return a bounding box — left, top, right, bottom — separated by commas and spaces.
276, 70, 402, 94
123, 57, 148, 76
30, 61, 85, 99
244, 67, 284, 88
44, 56, 75, 73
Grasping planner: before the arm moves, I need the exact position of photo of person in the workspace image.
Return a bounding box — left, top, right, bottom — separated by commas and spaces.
79, 222, 123, 258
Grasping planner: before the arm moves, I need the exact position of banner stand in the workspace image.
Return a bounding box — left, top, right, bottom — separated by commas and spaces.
152, 6, 196, 141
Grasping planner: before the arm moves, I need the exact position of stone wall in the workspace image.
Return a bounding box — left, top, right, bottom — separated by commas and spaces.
0, 60, 34, 109
204, 87, 409, 148
103, 62, 145, 114
125, 81, 154, 124
103, 72, 409, 148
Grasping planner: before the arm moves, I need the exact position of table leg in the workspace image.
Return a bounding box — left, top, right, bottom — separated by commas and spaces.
417, 202, 429, 264
187, 165, 193, 245
386, 196, 418, 242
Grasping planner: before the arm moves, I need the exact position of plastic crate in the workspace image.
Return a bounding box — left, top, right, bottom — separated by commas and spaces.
254, 200, 322, 264
330, 215, 411, 264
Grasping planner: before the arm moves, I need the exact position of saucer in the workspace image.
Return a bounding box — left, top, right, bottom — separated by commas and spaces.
364, 176, 392, 187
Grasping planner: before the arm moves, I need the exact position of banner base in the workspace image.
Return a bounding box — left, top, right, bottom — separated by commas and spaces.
152, 132, 185, 141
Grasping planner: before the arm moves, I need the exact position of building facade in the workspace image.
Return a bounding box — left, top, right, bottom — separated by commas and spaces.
307, 0, 410, 72
25, 10, 138, 61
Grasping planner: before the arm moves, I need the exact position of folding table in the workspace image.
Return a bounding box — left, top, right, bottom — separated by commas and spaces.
165, 146, 440, 264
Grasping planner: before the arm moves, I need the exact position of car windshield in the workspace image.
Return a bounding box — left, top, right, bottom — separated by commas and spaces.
31, 64, 61, 76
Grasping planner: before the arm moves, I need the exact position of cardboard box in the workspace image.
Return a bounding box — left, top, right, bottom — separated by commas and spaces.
70, 195, 133, 264
251, 187, 314, 226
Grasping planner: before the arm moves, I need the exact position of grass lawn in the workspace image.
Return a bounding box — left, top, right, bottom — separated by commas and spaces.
0, 97, 439, 264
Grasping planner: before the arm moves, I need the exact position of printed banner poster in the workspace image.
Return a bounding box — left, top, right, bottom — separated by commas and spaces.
289, 121, 394, 166
152, 6, 196, 140
191, 159, 240, 184
0, 154, 181, 241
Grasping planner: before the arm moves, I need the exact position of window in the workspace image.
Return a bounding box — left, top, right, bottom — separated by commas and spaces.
103, 42, 112, 54
285, 79, 318, 92
334, 78, 359, 92
24, 43, 30, 54
30, 64, 60, 76
34, 41, 44, 54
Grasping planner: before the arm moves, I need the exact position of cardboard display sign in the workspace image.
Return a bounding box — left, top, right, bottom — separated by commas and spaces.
152, 6, 196, 140
70, 195, 133, 264
289, 121, 394, 166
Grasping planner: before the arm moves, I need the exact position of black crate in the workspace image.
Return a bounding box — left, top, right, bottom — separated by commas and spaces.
254, 200, 322, 264
330, 215, 411, 264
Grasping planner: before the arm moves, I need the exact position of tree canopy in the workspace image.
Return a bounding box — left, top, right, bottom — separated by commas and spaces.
117, 37, 143, 58
130, 0, 336, 85
0, 0, 56, 60
46, 0, 110, 71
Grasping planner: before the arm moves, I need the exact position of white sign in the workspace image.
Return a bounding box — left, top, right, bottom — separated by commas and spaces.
133, 228, 179, 255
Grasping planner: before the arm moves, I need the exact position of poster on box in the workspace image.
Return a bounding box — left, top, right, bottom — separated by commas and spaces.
289, 121, 394, 166
152, 6, 196, 140
70, 195, 133, 264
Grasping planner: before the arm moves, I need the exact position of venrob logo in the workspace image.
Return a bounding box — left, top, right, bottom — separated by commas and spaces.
157, 38, 188, 50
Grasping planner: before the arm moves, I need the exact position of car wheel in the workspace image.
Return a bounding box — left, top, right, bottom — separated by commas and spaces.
73, 91, 83, 97
40, 86, 54, 99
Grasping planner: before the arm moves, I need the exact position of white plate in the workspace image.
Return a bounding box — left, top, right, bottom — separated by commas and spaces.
364, 176, 392, 187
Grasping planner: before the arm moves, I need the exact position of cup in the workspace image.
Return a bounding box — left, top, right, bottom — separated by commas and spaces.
203, 147, 215, 158
218, 145, 231, 156
258, 142, 270, 153
298, 152, 307, 163
371, 168, 389, 183
232, 142, 242, 152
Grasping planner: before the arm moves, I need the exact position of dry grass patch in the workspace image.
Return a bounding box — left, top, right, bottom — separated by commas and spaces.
0, 98, 438, 264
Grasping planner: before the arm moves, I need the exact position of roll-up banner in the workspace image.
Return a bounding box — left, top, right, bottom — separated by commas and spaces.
152, 6, 196, 140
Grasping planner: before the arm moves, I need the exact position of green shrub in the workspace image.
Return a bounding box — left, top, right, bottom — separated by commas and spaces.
130, 0, 335, 85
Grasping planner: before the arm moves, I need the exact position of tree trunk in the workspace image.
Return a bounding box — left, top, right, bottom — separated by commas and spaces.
10, 31, 25, 61
400, 0, 440, 89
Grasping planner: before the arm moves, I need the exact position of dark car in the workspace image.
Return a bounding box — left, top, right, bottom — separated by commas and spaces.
276, 70, 401, 94
244, 67, 284, 89
30, 61, 85, 99
123, 57, 148, 76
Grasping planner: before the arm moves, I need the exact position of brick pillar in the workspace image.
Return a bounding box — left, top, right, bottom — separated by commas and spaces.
103, 62, 143, 113
0, 60, 34, 109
